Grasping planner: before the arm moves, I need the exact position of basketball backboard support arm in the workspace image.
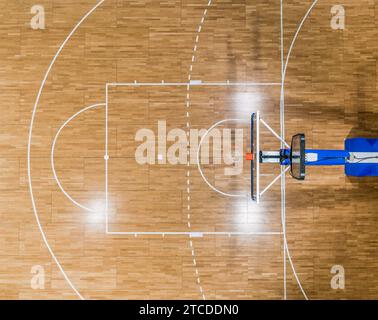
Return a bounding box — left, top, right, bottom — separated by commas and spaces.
250, 112, 291, 202
250, 124, 378, 199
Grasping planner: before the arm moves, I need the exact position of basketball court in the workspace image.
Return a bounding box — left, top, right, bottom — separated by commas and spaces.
1, 0, 377, 300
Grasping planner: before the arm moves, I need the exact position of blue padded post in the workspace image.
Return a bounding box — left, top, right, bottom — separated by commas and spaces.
345, 138, 378, 152
345, 138, 378, 177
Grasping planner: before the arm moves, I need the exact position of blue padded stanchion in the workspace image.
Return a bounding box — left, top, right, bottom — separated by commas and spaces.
345, 138, 378, 177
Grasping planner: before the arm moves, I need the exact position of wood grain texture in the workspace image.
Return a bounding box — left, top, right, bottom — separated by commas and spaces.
0, 0, 377, 300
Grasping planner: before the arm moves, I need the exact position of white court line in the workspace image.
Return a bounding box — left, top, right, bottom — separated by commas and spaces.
105, 84, 109, 233
196, 114, 287, 202
280, 0, 287, 301
196, 118, 250, 198
51, 103, 105, 214
107, 232, 282, 236
103, 112, 281, 235
28, 0, 106, 301
104, 83, 274, 233
283, 0, 320, 83
186, 0, 213, 301
27, 0, 318, 301
280, 0, 320, 301
107, 81, 281, 87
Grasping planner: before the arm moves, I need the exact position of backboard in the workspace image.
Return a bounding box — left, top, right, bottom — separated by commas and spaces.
250, 112, 260, 203
250, 113, 307, 202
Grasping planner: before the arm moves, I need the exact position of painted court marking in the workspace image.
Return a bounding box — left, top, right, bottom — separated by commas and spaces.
51, 103, 106, 214
107, 81, 280, 87
196, 118, 250, 198
279, 0, 320, 300
187, 0, 212, 300
104, 84, 281, 236
28, 0, 106, 301
28, 0, 321, 301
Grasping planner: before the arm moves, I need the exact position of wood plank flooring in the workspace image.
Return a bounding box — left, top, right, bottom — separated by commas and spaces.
0, 0, 377, 299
